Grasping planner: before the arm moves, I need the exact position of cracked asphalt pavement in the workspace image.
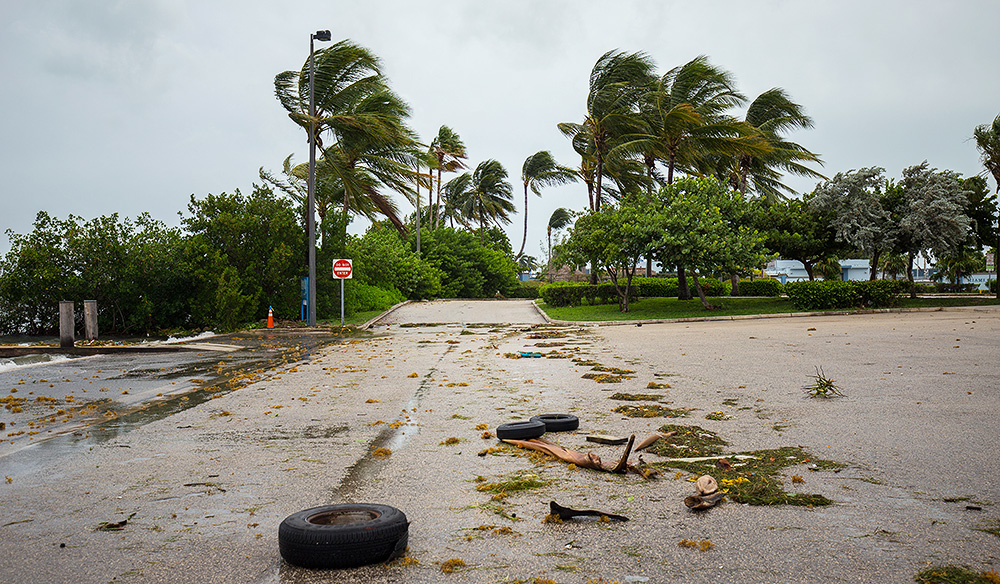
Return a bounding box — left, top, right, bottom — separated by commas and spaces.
0, 300, 998, 583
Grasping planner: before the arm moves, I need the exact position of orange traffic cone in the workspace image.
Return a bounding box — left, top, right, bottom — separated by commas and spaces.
267, 306, 274, 329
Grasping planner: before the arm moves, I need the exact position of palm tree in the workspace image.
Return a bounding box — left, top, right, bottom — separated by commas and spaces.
974, 114, 1000, 193
273, 40, 417, 236
720, 88, 825, 200
546, 207, 575, 281
429, 126, 468, 229
446, 160, 515, 242
625, 55, 757, 185
517, 151, 577, 259
973, 113, 1000, 297
559, 50, 654, 212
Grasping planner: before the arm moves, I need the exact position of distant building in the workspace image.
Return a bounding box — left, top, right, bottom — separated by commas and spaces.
765, 258, 941, 283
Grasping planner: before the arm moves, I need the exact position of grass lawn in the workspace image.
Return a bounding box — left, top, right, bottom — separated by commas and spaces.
538, 295, 1000, 322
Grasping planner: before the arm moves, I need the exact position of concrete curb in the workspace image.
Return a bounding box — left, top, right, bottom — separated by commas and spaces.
537, 304, 1000, 327
362, 300, 412, 329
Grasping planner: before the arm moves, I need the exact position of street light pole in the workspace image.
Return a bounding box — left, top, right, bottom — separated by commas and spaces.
307, 29, 331, 326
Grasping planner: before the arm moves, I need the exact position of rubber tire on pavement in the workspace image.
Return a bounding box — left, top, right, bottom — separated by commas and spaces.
496, 420, 546, 440
530, 414, 579, 432
278, 504, 409, 569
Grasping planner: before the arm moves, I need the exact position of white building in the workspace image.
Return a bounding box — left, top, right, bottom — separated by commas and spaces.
764, 259, 871, 283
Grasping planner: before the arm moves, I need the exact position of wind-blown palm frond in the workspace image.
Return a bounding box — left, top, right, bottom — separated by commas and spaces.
721, 88, 825, 200
974, 113, 1000, 192
273, 39, 417, 236
561, 50, 655, 210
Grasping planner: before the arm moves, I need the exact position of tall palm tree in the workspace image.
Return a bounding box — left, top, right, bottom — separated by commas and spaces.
273, 39, 417, 236
429, 126, 468, 229
447, 160, 515, 242
546, 207, 575, 281
721, 88, 825, 200
974, 114, 1000, 192
559, 50, 654, 212
973, 113, 1000, 297
517, 151, 577, 259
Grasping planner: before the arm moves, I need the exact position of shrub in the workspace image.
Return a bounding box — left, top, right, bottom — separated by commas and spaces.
509, 281, 542, 299
539, 282, 589, 307
734, 279, 784, 297
697, 277, 730, 297
784, 280, 906, 310
633, 277, 678, 298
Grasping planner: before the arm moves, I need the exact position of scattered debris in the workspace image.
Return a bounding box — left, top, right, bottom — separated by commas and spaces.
684, 475, 725, 510
547, 501, 629, 522
804, 367, 845, 398
635, 432, 677, 452
503, 435, 635, 474
519, 351, 543, 358
614, 405, 690, 418
96, 512, 136, 532
586, 434, 628, 446
610, 393, 664, 402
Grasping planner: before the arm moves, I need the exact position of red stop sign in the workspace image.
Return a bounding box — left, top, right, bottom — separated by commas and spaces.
333, 259, 353, 279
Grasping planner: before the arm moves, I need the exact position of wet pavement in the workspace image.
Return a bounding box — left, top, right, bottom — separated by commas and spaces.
0, 328, 343, 475
0, 301, 998, 584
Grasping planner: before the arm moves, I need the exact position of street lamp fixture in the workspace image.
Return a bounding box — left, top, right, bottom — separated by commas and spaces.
307, 29, 331, 326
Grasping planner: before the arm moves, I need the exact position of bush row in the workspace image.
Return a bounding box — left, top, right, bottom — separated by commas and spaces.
784, 280, 908, 310
537, 276, 731, 307
733, 279, 784, 297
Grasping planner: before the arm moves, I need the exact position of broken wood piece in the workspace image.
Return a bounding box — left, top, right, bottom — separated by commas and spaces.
609, 434, 636, 473
586, 434, 627, 445
550, 501, 629, 522
502, 435, 637, 474
634, 431, 677, 452
684, 491, 725, 510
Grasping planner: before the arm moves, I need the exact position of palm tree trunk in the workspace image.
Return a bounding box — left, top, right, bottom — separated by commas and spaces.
517, 183, 529, 258
434, 168, 443, 229
907, 251, 917, 299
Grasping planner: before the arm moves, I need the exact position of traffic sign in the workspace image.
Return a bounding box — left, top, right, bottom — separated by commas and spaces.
333, 258, 353, 279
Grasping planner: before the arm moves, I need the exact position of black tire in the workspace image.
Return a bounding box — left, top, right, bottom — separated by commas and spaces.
278, 504, 409, 569
530, 414, 579, 432
496, 420, 546, 440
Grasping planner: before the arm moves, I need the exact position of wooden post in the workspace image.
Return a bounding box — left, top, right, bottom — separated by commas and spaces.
59, 301, 75, 348
84, 300, 98, 341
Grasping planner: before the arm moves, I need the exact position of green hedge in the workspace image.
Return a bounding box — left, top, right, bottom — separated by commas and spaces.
539, 276, 732, 307
784, 280, 907, 310
508, 281, 543, 299
734, 279, 784, 297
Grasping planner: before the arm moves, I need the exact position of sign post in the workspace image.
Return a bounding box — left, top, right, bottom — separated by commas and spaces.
332, 259, 353, 325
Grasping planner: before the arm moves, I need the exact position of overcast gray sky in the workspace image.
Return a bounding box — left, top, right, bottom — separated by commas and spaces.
2, 1, 998, 261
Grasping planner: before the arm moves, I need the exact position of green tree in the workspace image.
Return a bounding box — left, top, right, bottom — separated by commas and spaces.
895, 162, 973, 297
808, 167, 895, 280
561, 197, 660, 311
181, 186, 303, 325
651, 177, 770, 309
763, 198, 845, 281
517, 151, 577, 259
418, 227, 518, 298
973, 113, 1000, 192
